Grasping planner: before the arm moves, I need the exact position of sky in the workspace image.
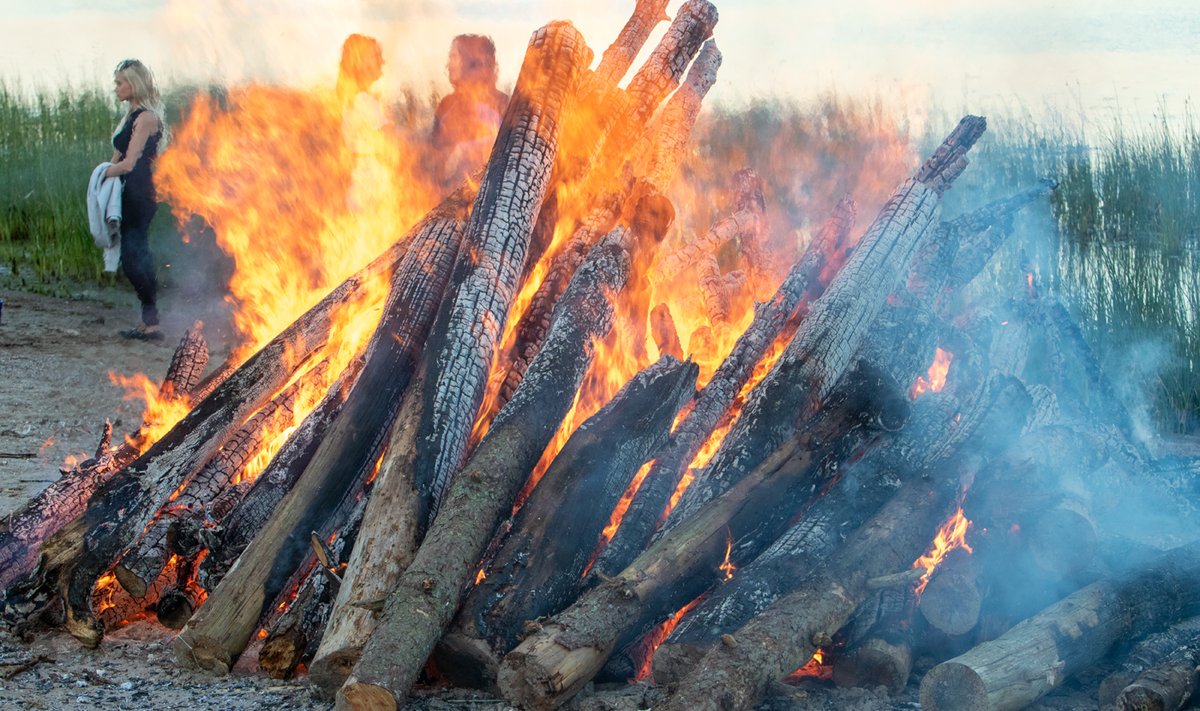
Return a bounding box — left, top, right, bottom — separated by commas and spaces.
2, 0, 1198, 131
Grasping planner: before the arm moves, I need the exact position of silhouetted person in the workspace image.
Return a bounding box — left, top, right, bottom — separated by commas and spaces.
338, 33, 391, 214
431, 34, 509, 191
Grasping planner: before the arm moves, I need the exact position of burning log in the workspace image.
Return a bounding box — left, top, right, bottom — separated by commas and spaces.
627, 466, 969, 711
918, 541, 1200, 711
154, 555, 201, 630
495, 360, 911, 710
1100, 616, 1200, 709
650, 303, 684, 359
413, 23, 590, 523
0, 323, 208, 592
93, 555, 185, 631
639, 39, 721, 193
113, 366, 319, 598
587, 0, 670, 92
436, 356, 697, 688
173, 190, 470, 674
832, 585, 917, 694
191, 360, 362, 588
661, 116, 986, 532
917, 547, 983, 637
336, 222, 629, 710
595, 194, 857, 579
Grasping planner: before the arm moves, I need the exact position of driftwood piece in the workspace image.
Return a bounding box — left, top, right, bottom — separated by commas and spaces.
919, 542, 1200, 711
661, 116, 985, 532
593, 195, 857, 579
172, 192, 469, 674
436, 356, 697, 688
414, 23, 590, 523
0, 323, 208, 592
337, 221, 628, 711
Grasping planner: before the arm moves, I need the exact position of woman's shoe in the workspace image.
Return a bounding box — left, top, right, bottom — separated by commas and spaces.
120, 325, 165, 341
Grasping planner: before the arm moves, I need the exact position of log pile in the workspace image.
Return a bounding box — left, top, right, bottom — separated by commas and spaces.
2, 4, 1197, 711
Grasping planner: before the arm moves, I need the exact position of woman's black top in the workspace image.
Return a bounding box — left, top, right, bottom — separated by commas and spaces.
112, 107, 161, 202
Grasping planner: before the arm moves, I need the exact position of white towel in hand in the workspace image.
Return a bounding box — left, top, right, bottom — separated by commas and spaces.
87, 162, 124, 272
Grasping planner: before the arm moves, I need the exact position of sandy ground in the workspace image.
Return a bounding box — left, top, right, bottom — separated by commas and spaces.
0, 285, 1181, 711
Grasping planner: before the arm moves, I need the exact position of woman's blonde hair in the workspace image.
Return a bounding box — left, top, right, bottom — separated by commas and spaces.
112, 59, 169, 153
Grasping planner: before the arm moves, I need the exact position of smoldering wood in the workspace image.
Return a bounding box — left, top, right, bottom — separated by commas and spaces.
661, 117, 985, 532
1119, 655, 1200, 711
154, 556, 200, 630
588, 0, 670, 91
1025, 496, 1097, 576
337, 221, 629, 711
917, 548, 983, 637
437, 356, 697, 688
414, 23, 590, 524
636, 471, 962, 711
94, 555, 184, 632
0, 323, 208, 592
1100, 616, 1200, 709
918, 541, 1200, 711
172, 196, 469, 675
495, 361, 913, 711
832, 585, 917, 694
593, 195, 857, 580
192, 360, 362, 588
306, 373, 426, 695
114, 365, 321, 598
259, 493, 367, 680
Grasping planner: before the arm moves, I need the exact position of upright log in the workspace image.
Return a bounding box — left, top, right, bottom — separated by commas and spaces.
337, 223, 629, 711
173, 191, 469, 674
919, 542, 1200, 711
415, 23, 590, 522
594, 195, 857, 578
437, 355, 697, 687
662, 116, 985, 531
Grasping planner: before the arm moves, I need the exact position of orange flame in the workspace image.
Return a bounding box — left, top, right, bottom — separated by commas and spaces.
634, 595, 705, 682
912, 506, 973, 596
909, 347, 953, 399
785, 649, 832, 681
718, 529, 736, 581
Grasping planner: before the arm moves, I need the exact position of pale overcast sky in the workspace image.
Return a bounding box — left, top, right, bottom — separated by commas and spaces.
2, 0, 1196, 128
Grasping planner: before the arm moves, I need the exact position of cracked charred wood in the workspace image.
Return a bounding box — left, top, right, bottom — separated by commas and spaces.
436, 356, 697, 689
1118, 653, 1200, 711
1100, 616, 1200, 709
653, 475, 959, 711
0, 323, 208, 592
661, 116, 986, 533
832, 585, 917, 694
336, 224, 630, 711
154, 556, 201, 630
259, 493, 367, 681
172, 193, 470, 675
413, 24, 589, 525
114, 366, 321, 598
192, 360, 362, 589
639, 39, 721, 193
647, 359, 1018, 686
593, 195, 858, 580
93, 554, 186, 631
919, 541, 1200, 711
495, 361, 913, 711
307, 371, 427, 694
587, 0, 670, 92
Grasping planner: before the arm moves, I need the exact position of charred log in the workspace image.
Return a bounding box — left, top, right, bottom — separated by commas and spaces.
1101, 616, 1200, 710
337, 221, 628, 711
832, 585, 917, 694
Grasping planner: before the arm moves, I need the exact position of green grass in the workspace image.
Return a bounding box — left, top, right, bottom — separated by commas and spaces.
1, 83, 1196, 432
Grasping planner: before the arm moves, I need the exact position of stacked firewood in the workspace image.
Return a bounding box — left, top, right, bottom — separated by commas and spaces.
3, 3, 1199, 711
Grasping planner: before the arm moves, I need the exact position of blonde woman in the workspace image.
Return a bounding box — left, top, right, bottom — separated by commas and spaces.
106, 58, 167, 340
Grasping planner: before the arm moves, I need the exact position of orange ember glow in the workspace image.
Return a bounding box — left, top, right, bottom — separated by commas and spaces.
786, 649, 831, 681
598, 459, 656, 546
474, 568, 487, 585
636, 596, 704, 682
909, 347, 954, 399
912, 507, 973, 596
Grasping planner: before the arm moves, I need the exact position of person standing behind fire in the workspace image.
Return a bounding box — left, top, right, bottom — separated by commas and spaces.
107, 59, 168, 341
431, 34, 509, 191
337, 34, 392, 215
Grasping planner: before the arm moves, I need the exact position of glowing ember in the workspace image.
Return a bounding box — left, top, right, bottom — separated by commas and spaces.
909, 347, 954, 399
785, 648, 831, 681
634, 596, 705, 682
912, 506, 973, 596
718, 529, 736, 580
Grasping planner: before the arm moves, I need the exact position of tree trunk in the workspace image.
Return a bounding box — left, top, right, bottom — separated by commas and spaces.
172, 195, 469, 674
919, 542, 1200, 711
437, 355, 697, 688
336, 222, 629, 711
